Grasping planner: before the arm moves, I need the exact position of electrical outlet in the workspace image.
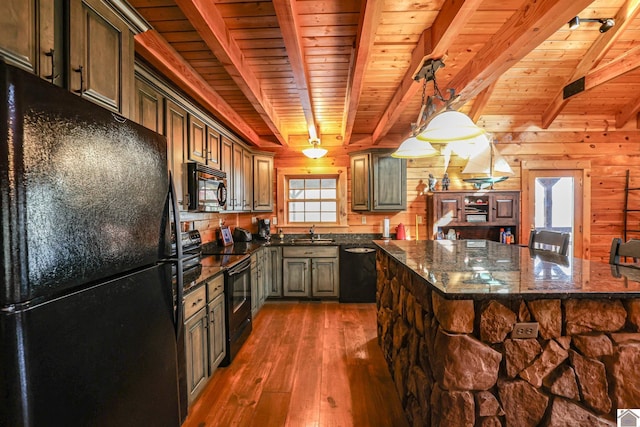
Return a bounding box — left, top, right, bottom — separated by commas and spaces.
512, 322, 539, 339
272, 217, 278, 225
362, 216, 367, 224
417, 215, 423, 224
251, 216, 257, 224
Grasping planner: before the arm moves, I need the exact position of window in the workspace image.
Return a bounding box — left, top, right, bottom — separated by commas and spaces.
287, 177, 337, 223
276, 167, 347, 229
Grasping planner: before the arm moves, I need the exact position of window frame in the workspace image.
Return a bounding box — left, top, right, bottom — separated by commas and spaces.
276, 167, 348, 230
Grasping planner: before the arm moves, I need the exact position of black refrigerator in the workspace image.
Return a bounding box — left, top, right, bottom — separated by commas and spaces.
0, 62, 182, 426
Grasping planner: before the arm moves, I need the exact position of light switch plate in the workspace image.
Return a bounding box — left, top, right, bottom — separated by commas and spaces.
512, 322, 539, 339
361, 216, 366, 224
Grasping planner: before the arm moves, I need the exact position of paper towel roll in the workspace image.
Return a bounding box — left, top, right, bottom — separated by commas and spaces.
383, 218, 390, 238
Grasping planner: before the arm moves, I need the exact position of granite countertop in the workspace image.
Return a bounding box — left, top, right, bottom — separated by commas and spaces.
374, 239, 640, 299
201, 233, 385, 255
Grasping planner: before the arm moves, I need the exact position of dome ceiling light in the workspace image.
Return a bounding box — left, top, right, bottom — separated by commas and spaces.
302, 138, 328, 159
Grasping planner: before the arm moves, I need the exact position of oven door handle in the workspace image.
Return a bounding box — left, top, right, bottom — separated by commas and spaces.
227, 258, 251, 276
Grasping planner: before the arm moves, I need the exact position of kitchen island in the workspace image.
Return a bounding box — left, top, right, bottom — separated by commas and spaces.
374, 239, 640, 427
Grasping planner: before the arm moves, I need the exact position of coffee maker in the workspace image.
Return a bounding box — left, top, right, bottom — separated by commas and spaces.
258, 218, 271, 241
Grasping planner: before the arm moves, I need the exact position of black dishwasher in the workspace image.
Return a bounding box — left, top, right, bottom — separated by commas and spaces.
339, 244, 377, 302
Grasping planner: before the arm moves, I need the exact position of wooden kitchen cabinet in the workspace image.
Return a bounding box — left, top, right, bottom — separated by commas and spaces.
206, 273, 225, 374
350, 153, 370, 210
1, 0, 142, 116
207, 127, 221, 169
282, 246, 339, 298
427, 191, 520, 242
207, 294, 225, 371
166, 101, 188, 210
188, 114, 221, 170
69, 0, 135, 117
265, 246, 282, 297
350, 150, 406, 211
133, 78, 164, 133
188, 115, 207, 165
311, 258, 339, 297
253, 154, 274, 211
184, 286, 208, 404
243, 149, 253, 211
283, 257, 311, 297
0, 0, 55, 81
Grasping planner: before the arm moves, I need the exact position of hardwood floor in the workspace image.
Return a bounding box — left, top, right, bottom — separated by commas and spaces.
182, 301, 409, 427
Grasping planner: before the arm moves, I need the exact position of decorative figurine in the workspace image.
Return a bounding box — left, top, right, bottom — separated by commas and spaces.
428, 173, 437, 192
442, 173, 450, 191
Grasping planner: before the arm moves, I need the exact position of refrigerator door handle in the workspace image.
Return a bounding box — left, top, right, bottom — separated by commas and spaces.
169, 172, 184, 339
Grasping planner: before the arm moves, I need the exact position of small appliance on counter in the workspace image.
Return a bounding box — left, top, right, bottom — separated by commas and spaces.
258, 218, 271, 241
232, 227, 253, 242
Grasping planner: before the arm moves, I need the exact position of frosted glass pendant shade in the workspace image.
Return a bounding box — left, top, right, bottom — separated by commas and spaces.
302, 143, 328, 159
417, 110, 486, 142
392, 136, 438, 158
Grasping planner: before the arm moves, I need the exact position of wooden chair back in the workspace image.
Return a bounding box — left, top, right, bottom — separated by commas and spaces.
528, 229, 570, 256
609, 238, 640, 265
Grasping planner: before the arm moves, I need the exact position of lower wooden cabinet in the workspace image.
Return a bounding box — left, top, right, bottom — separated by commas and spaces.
282, 246, 339, 298
184, 274, 226, 405
265, 246, 282, 297
207, 293, 225, 371
184, 287, 208, 403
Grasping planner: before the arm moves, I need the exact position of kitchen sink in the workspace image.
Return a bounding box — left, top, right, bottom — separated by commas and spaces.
290, 238, 335, 244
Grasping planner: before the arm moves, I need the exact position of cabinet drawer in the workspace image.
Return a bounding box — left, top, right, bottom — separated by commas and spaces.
283, 246, 338, 258
184, 285, 206, 319
206, 274, 224, 302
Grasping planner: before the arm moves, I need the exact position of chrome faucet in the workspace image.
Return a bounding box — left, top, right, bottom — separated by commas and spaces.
310, 225, 316, 241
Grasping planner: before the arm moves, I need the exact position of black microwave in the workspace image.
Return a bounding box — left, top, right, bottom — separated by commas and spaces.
186, 163, 227, 212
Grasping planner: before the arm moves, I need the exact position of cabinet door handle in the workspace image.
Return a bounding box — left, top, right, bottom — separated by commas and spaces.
73, 65, 85, 94
43, 49, 59, 84
192, 298, 203, 306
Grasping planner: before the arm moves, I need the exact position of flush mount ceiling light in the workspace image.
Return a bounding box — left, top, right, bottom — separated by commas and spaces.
302, 138, 328, 159
568, 16, 615, 33
392, 58, 486, 159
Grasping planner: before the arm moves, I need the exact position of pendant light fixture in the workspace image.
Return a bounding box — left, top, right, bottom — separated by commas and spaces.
302, 138, 328, 159
392, 58, 485, 158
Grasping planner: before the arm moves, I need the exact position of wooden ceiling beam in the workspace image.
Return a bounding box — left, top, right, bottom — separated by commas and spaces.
371, 0, 482, 144
273, 0, 318, 143
342, 0, 383, 145
174, 0, 288, 146
616, 96, 640, 128
447, 0, 594, 112
135, 30, 267, 147
468, 82, 497, 122
542, 0, 640, 129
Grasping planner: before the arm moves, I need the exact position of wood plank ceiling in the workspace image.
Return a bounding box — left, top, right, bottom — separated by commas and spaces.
130, 0, 640, 155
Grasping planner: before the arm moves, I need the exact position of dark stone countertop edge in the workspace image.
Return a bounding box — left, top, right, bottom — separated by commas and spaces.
373, 240, 640, 301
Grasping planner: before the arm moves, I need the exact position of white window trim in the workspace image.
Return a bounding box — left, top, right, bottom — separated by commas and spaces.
276, 166, 348, 230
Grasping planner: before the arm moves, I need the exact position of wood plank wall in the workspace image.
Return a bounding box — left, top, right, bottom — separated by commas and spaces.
183, 128, 640, 262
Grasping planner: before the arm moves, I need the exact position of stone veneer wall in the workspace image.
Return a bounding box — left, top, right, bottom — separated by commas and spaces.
376, 251, 640, 427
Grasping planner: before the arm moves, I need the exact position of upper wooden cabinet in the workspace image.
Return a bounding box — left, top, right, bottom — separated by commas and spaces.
0, 0, 55, 80
69, 0, 135, 117
133, 78, 164, 133
207, 127, 221, 169
166, 100, 188, 209
350, 150, 407, 212
253, 154, 273, 212
188, 115, 221, 170
133, 65, 274, 214
1, 0, 143, 117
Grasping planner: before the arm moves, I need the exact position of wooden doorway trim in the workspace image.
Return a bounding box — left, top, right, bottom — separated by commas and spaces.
521, 160, 591, 259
